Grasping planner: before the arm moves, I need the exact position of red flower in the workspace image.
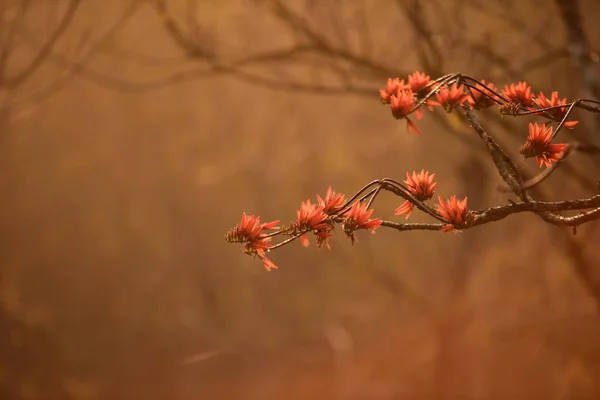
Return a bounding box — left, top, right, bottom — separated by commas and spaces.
380, 78, 407, 104
408, 71, 431, 95
502, 81, 534, 107
390, 89, 422, 135
395, 169, 438, 219
436, 196, 471, 232
342, 202, 383, 244
390, 89, 414, 118
314, 230, 334, 250
296, 200, 331, 248
467, 80, 499, 110
428, 83, 469, 112
258, 253, 278, 271
316, 187, 346, 215
520, 123, 569, 168
534, 91, 579, 128
226, 213, 280, 270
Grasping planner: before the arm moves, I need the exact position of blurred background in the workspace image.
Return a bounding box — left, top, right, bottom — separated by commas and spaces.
1, 0, 600, 399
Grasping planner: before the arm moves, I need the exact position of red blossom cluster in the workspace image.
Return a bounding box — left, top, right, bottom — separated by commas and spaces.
379, 71, 431, 134
427, 83, 470, 112
520, 123, 570, 168
395, 170, 437, 218
533, 91, 579, 129
226, 72, 596, 271
467, 80, 499, 110
393, 169, 471, 231
226, 188, 384, 270
225, 213, 280, 270
436, 196, 472, 232
502, 81, 534, 107
343, 201, 383, 245
379, 73, 573, 168
296, 189, 384, 247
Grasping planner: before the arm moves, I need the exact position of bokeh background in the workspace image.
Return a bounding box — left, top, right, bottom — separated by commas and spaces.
1, 0, 600, 399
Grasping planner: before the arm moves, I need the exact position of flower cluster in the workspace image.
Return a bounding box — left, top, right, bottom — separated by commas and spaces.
343, 201, 383, 245
467, 80, 499, 110
520, 123, 569, 168
225, 213, 280, 270
534, 91, 579, 128
379, 71, 431, 135
497, 82, 579, 128
295, 200, 331, 248
289, 187, 348, 250
394, 169, 472, 231
380, 75, 579, 136
226, 188, 383, 270
395, 170, 438, 218
502, 81, 534, 107
427, 83, 469, 113
226, 71, 588, 271
289, 188, 382, 249
436, 196, 473, 232
380, 74, 576, 168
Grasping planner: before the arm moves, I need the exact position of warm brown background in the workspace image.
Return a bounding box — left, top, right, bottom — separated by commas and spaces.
1, 0, 600, 399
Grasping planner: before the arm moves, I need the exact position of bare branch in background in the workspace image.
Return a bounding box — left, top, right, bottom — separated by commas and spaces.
554, 0, 600, 102
551, 0, 600, 317
0, 0, 141, 114
0, 0, 80, 105
395, 0, 444, 75
2, 0, 80, 90
37, 0, 406, 95
0, 0, 81, 120
152, 0, 214, 59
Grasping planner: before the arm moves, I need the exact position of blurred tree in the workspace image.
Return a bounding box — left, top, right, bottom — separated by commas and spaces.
0, 1, 144, 398
0, 0, 142, 122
